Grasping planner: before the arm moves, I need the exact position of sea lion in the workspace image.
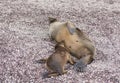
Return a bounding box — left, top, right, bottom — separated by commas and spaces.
48, 17, 95, 72
37, 41, 75, 77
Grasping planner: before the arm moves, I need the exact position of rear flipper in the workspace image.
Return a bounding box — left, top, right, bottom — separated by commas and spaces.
74, 55, 94, 72
42, 72, 58, 78
44, 70, 67, 78
73, 59, 87, 72
34, 59, 47, 64
47, 72, 59, 78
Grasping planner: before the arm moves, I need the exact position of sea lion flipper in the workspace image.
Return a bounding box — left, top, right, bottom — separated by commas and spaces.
73, 58, 87, 72
35, 59, 47, 64
76, 28, 85, 37
66, 21, 76, 35
76, 28, 92, 42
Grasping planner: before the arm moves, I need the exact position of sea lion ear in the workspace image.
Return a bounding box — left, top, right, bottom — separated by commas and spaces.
48, 17, 57, 24
65, 21, 76, 35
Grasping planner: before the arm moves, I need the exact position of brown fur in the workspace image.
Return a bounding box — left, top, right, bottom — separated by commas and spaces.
38, 42, 75, 77
49, 18, 95, 71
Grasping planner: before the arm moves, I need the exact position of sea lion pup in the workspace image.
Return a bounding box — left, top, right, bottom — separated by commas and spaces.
37, 41, 75, 77
48, 17, 95, 72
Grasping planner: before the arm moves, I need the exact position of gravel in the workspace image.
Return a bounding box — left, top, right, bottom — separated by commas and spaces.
0, 0, 120, 83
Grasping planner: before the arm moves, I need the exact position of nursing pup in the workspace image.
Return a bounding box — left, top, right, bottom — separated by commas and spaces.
48, 17, 95, 72
37, 42, 75, 77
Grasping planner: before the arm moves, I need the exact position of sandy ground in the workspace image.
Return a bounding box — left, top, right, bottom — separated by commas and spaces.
0, 0, 120, 83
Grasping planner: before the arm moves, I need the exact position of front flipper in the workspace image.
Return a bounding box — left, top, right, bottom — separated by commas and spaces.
68, 57, 76, 65
66, 21, 76, 35
76, 28, 92, 42
48, 72, 59, 77
67, 28, 76, 35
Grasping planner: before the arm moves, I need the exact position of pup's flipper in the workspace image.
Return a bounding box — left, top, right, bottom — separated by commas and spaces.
68, 57, 76, 65
34, 59, 47, 64
43, 70, 67, 78
48, 72, 59, 77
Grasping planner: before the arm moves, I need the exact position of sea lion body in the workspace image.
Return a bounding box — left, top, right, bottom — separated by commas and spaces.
37, 42, 74, 77
49, 17, 95, 71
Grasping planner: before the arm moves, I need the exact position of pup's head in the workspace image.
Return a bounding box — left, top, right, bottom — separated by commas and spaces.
48, 17, 57, 24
